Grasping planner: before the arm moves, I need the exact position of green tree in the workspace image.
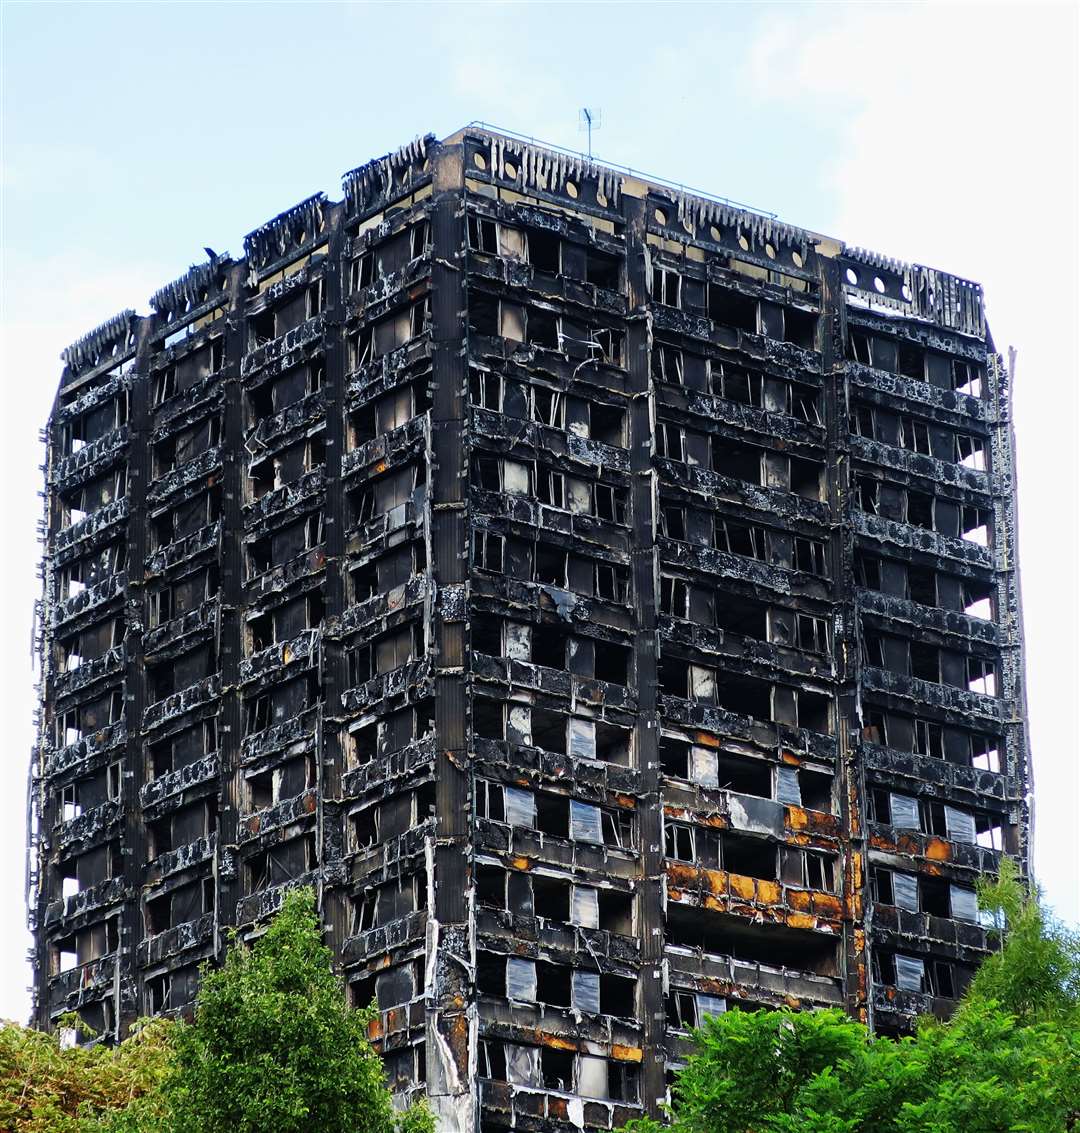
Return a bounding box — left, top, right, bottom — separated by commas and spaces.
165, 887, 430, 1133
1, 889, 433, 1133
0, 1016, 173, 1133
629, 864, 1080, 1133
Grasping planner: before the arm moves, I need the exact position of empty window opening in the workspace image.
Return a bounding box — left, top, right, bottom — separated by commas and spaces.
715, 594, 768, 640
711, 436, 762, 485
533, 875, 570, 922
586, 248, 621, 290
527, 309, 560, 351
652, 266, 681, 307
652, 344, 683, 385
708, 285, 757, 333
711, 361, 763, 407
527, 228, 561, 273
906, 490, 934, 530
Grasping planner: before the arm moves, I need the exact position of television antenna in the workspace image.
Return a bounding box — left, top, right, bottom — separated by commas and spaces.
579, 108, 602, 158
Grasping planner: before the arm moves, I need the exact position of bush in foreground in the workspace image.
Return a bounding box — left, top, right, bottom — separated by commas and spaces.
628, 862, 1080, 1133
1, 889, 432, 1133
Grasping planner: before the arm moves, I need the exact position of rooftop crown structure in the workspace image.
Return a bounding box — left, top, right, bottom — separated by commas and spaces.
29, 125, 1031, 1131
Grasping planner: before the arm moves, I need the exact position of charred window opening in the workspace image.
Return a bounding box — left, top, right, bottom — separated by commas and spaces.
61, 393, 128, 454
784, 306, 818, 349
708, 284, 758, 333
60, 467, 128, 526
529, 385, 564, 428
153, 416, 221, 476
660, 575, 690, 617
715, 518, 765, 561
711, 436, 763, 485
652, 266, 682, 308
467, 215, 499, 254
349, 464, 425, 530
475, 863, 506, 909
246, 833, 317, 894
149, 487, 221, 550
656, 421, 685, 462
541, 1046, 574, 1091
349, 299, 429, 368
652, 343, 683, 385
587, 325, 623, 366
246, 361, 324, 425
532, 875, 571, 921
790, 456, 824, 501
469, 368, 502, 410
794, 537, 828, 576
531, 707, 567, 754
710, 361, 763, 406
527, 227, 560, 273
586, 248, 620, 290
527, 309, 560, 351
715, 593, 768, 640
667, 904, 839, 976
952, 359, 985, 398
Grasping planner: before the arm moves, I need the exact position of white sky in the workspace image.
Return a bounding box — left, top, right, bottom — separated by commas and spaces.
0, 1, 1076, 1024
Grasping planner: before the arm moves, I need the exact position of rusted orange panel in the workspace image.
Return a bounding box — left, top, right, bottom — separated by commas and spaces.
375, 459, 387, 473
509, 856, 533, 871
728, 873, 756, 901
781, 750, 802, 766
699, 812, 729, 830
701, 866, 727, 894
786, 911, 818, 931
870, 832, 897, 853
925, 837, 951, 861
614, 793, 637, 809
694, 731, 720, 748
787, 888, 812, 912
548, 1096, 568, 1121
756, 879, 781, 905
540, 1033, 578, 1051
665, 861, 699, 888
666, 885, 687, 903
804, 811, 843, 836
612, 1044, 643, 1062
813, 892, 843, 919
787, 805, 809, 830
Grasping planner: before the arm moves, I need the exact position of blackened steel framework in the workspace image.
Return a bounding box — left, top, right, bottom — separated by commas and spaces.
29, 126, 1030, 1132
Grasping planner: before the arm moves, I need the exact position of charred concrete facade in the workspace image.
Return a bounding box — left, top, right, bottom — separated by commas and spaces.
29, 127, 1030, 1129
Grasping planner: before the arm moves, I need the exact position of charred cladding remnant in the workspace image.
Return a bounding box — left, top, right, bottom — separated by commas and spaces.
28, 126, 1031, 1129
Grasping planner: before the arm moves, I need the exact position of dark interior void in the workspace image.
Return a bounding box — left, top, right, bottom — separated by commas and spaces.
665, 903, 840, 976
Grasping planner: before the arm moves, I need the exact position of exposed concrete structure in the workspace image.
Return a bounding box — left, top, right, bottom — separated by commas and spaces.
29, 125, 1030, 1130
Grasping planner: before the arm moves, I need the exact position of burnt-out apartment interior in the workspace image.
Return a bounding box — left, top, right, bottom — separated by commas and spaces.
28, 126, 1030, 1130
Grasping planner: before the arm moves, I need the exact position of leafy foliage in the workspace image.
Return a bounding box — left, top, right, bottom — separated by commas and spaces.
629, 863, 1080, 1133
166, 887, 416, 1133
1, 889, 433, 1133
0, 1016, 173, 1133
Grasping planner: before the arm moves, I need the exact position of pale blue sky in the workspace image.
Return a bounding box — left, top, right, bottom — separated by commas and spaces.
2, 1, 1076, 1023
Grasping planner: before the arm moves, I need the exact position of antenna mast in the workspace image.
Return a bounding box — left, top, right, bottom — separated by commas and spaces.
579, 107, 602, 159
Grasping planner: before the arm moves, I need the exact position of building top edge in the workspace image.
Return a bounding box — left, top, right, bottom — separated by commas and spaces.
56, 125, 987, 383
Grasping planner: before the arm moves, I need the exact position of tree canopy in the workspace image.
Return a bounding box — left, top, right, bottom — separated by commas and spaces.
1, 889, 432, 1133
629, 862, 1080, 1133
